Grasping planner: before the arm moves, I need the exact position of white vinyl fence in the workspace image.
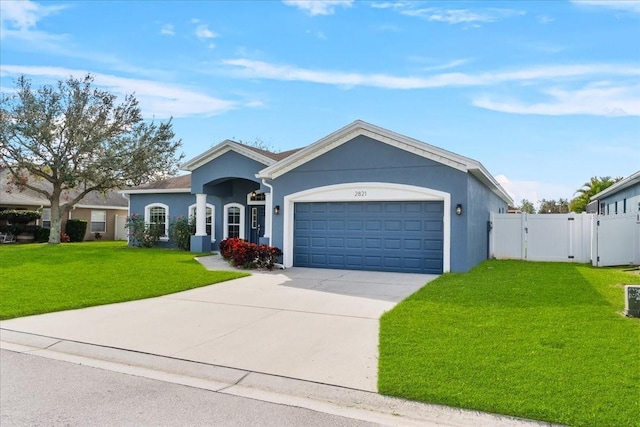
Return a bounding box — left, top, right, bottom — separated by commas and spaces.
592, 214, 640, 267
490, 213, 593, 263
490, 212, 640, 266
114, 214, 128, 241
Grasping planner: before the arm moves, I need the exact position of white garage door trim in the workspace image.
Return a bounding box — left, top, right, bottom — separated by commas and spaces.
283, 182, 450, 272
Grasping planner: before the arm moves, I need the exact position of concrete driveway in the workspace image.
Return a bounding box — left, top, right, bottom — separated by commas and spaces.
0, 255, 437, 391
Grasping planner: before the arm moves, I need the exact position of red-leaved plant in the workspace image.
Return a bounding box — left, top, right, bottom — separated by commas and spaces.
219, 238, 283, 270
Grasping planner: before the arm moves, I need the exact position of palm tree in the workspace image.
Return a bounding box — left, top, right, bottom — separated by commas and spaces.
569, 176, 621, 213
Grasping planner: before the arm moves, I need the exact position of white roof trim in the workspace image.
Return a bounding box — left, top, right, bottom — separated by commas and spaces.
180, 139, 276, 171
256, 120, 513, 205
119, 188, 191, 195
591, 170, 640, 201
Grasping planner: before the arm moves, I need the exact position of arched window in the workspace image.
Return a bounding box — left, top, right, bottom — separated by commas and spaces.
223, 203, 244, 239
188, 203, 215, 242
144, 203, 169, 240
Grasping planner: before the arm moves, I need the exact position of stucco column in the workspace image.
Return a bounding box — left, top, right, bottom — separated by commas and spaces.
195, 193, 207, 236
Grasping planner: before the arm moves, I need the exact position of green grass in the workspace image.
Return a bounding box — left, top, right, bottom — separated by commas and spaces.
0, 241, 248, 320
379, 260, 640, 427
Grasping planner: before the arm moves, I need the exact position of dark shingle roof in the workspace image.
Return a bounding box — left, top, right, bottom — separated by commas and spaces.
0, 168, 127, 208
129, 174, 191, 190
234, 142, 303, 161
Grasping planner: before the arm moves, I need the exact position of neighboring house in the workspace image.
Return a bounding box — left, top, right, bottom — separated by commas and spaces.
122, 120, 513, 274
590, 170, 640, 218
589, 170, 640, 267
0, 168, 129, 241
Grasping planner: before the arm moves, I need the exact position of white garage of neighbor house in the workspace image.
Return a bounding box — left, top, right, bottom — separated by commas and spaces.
122, 121, 513, 274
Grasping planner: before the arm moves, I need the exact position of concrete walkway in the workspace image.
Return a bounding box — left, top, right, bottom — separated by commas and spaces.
0, 255, 435, 392
0, 256, 560, 426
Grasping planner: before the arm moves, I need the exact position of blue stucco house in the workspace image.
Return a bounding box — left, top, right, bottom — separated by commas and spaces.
590, 170, 640, 217
122, 121, 513, 274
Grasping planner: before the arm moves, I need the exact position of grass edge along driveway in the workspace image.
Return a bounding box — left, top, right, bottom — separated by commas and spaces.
379, 260, 640, 427
0, 241, 248, 320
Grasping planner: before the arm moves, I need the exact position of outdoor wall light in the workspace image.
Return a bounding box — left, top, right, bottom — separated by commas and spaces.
274, 205, 280, 215
456, 204, 463, 215
251, 191, 257, 198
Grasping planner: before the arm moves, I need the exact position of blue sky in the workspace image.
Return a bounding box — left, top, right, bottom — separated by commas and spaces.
1, 0, 639, 206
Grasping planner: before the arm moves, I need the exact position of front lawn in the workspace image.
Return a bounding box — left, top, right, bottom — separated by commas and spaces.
0, 241, 248, 320
379, 260, 640, 427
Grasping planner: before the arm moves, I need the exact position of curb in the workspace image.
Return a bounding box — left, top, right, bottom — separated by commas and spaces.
1, 329, 560, 427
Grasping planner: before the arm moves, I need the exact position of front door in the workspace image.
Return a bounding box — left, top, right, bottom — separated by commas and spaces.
249, 206, 265, 244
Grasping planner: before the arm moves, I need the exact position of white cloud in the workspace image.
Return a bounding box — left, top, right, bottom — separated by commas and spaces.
223, 58, 640, 88
495, 175, 574, 207
402, 8, 498, 24
221, 58, 640, 117
537, 15, 555, 24
473, 83, 640, 117
160, 24, 175, 36
371, 1, 412, 10
0, 0, 68, 50
0, 65, 238, 118
0, 0, 66, 31
283, 0, 353, 16
571, 0, 640, 14
418, 58, 471, 72
195, 24, 218, 40
371, 2, 524, 25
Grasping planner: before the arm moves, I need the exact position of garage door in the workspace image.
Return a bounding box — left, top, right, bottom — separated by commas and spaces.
294, 201, 443, 274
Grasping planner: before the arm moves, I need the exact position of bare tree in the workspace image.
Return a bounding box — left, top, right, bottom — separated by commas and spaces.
1, 74, 184, 243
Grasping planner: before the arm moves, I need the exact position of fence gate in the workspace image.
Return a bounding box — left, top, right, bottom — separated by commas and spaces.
490, 213, 593, 263
593, 215, 640, 266
114, 214, 128, 241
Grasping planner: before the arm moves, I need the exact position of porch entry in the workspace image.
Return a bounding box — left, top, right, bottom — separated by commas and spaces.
249, 205, 265, 244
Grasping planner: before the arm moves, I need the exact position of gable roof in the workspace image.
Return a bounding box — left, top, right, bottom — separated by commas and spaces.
591, 170, 640, 201
180, 139, 301, 172
120, 174, 191, 194
0, 168, 128, 209
256, 120, 513, 204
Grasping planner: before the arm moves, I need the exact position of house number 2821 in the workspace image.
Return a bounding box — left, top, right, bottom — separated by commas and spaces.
354, 191, 367, 197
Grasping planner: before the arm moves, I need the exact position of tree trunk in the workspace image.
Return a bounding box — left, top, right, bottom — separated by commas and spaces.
47, 189, 63, 244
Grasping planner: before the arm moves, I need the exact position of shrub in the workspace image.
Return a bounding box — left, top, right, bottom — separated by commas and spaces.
255, 244, 283, 270
0, 210, 42, 234
125, 213, 162, 248
33, 227, 50, 243
0, 209, 42, 224
169, 215, 195, 251
219, 238, 282, 270
65, 219, 87, 242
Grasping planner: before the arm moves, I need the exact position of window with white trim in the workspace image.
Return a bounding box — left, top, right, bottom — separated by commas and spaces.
144, 203, 169, 239
41, 208, 51, 228
223, 203, 244, 239
188, 204, 215, 241
90, 210, 107, 233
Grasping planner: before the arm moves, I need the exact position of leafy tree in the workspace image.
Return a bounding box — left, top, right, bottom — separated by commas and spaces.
569, 176, 621, 213
519, 199, 536, 214
1, 74, 184, 243
538, 198, 570, 214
